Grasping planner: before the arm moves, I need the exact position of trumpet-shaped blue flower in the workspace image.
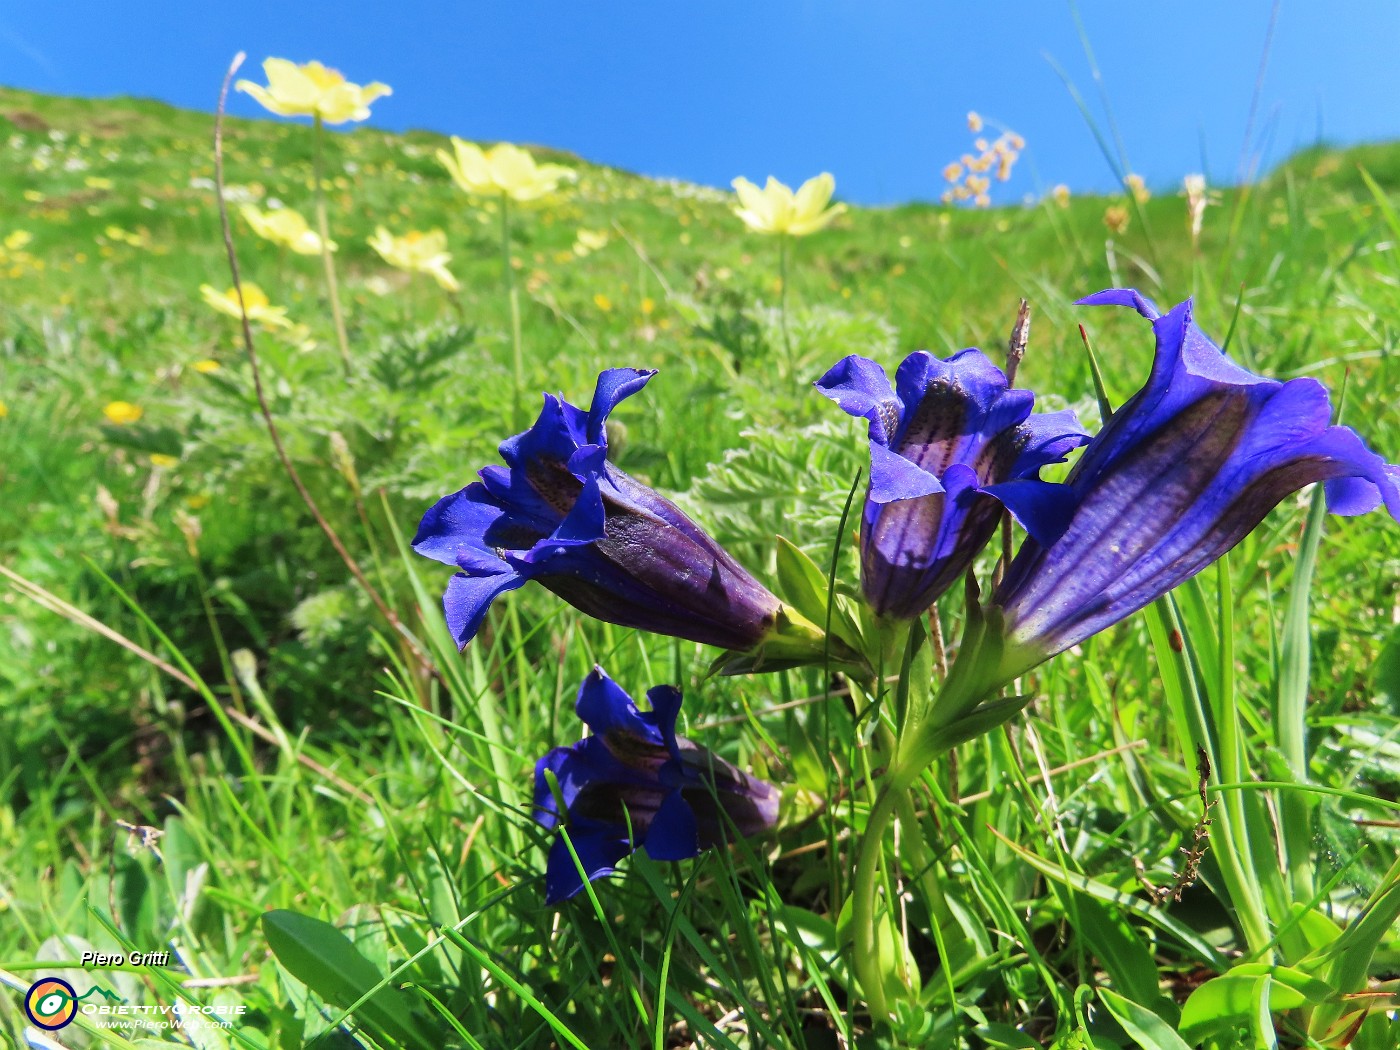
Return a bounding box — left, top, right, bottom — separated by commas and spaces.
533, 667, 780, 903
991, 289, 1400, 671
413, 369, 798, 653
817, 349, 1088, 619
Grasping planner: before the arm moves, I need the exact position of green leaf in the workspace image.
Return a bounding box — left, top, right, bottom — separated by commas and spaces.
1096, 987, 1193, 1050
1179, 965, 1334, 1043
1063, 897, 1171, 1021
775, 534, 864, 653
1372, 621, 1400, 713
262, 909, 434, 1049
775, 534, 832, 628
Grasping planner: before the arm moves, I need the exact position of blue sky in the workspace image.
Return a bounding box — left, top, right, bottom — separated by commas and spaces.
3, 2, 1399, 205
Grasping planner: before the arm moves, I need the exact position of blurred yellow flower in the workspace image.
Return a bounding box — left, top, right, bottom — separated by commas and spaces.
942, 163, 964, 183
84, 175, 114, 190
367, 227, 459, 291
5, 231, 33, 251
1051, 184, 1071, 208
200, 282, 293, 329
593, 293, 613, 312
437, 139, 576, 202
104, 401, 143, 425
193, 358, 221, 374
573, 228, 609, 256
236, 58, 391, 125
149, 453, 179, 469
640, 297, 655, 315
730, 173, 847, 236
0, 400, 8, 418
967, 111, 984, 133
1125, 173, 1150, 204
241, 204, 334, 255
1103, 205, 1131, 234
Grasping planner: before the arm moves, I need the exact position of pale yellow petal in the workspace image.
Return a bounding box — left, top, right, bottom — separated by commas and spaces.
792, 173, 835, 221
235, 81, 301, 118
786, 201, 847, 237
442, 138, 494, 195
732, 176, 777, 233
763, 176, 796, 231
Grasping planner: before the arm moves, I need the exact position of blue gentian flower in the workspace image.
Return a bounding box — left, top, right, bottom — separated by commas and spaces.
413, 368, 801, 654
816, 349, 1088, 620
990, 289, 1400, 672
532, 666, 780, 904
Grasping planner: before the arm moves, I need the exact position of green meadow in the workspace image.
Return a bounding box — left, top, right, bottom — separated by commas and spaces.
1, 78, 1398, 1048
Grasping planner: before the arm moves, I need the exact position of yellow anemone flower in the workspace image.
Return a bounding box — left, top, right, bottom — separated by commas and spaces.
367, 227, 460, 291
103, 401, 143, 425
236, 58, 391, 125
199, 282, 293, 329
437, 138, 576, 202
240, 205, 334, 255
730, 173, 847, 236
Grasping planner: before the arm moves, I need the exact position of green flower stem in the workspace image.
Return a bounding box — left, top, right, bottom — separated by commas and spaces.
312, 115, 352, 375
778, 233, 794, 377
500, 193, 525, 432
850, 613, 1025, 1019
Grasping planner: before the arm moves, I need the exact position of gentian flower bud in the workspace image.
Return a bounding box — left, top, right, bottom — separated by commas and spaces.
816, 349, 1088, 620
991, 289, 1400, 674
414, 368, 819, 658
533, 667, 780, 903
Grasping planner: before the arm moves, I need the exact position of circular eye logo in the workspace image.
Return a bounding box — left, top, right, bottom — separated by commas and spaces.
25, 978, 78, 1030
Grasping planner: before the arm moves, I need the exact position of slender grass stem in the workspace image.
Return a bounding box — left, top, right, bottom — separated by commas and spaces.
501, 192, 526, 430
778, 233, 794, 377
313, 114, 353, 375
214, 53, 432, 677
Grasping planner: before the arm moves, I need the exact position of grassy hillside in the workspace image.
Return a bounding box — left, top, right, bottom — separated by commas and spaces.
1, 81, 1398, 1048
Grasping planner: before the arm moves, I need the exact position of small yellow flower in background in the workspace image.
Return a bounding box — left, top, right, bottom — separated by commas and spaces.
367, 227, 460, 291
573, 228, 609, 256
241, 204, 334, 255
0, 400, 8, 418
967, 111, 984, 132
200, 282, 293, 329
593, 293, 613, 312
103, 225, 150, 249
438, 138, 576, 202
942, 162, 964, 182
149, 453, 179, 469
236, 58, 391, 125
730, 173, 847, 236
103, 401, 143, 425
1051, 184, 1071, 208
1103, 205, 1131, 234
193, 358, 221, 374
1125, 173, 1150, 204
640, 297, 655, 315
84, 175, 114, 190
22, 189, 44, 203
4, 231, 32, 251
1184, 173, 1208, 243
